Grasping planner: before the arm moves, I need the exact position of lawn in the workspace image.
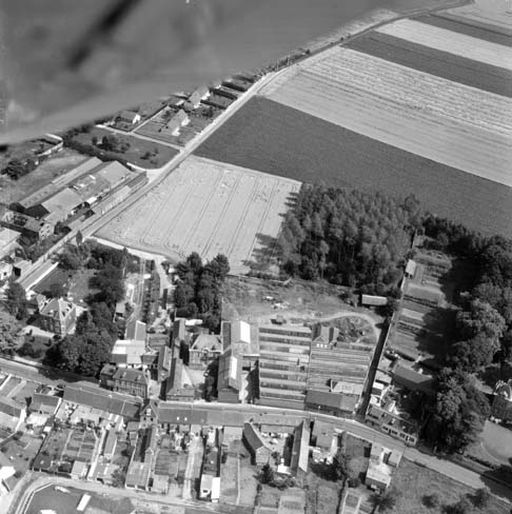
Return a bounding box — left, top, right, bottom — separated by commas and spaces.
195, 97, 512, 238
33, 267, 97, 307
391, 459, 509, 514
70, 126, 179, 168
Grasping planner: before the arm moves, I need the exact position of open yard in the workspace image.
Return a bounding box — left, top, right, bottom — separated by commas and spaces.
195, 97, 512, 238
0, 149, 87, 205
260, 46, 512, 187
391, 458, 509, 514
97, 156, 300, 274
69, 126, 179, 168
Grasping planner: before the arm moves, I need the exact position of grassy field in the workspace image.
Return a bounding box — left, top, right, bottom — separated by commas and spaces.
392, 459, 509, 514
97, 155, 300, 274
346, 30, 512, 97
0, 149, 86, 205
70, 126, 178, 168
195, 96, 512, 238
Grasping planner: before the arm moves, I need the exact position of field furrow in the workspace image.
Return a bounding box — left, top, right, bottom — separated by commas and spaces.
376, 18, 512, 69
96, 156, 300, 273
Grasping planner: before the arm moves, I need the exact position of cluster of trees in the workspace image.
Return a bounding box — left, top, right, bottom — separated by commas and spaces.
423, 487, 490, 513
95, 134, 130, 154
425, 368, 490, 453
5, 281, 28, 320
277, 185, 419, 289
173, 252, 230, 331
2, 158, 38, 180
45, 241, 134, 376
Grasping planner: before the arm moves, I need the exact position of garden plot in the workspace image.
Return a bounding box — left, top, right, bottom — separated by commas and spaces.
260, 47, 512, 186
97, 156, 300, 274
375, 18, 512, 70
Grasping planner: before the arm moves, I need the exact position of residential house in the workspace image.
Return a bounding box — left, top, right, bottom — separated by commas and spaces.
166, 109, 189, 135
157, 346, 172, 383
38, 298, 77, 336
185, 85, 209, 109
189, 334, 222, 369
103, 430, 118, 460
366, 392, 418, 446
0, 210, 52, 239
0, 398, 26, 431
0, 227, 19, 258
116, 110, 141, 125
125, 319, 147, 342
365, 444, 402, 492
112, 368, 149, 399
311, 420, 335, 450
30, 393, 61, 416
242, 423, 271, 466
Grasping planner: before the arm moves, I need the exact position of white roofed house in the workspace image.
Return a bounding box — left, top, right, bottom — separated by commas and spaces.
184, 85, 210, 109
166, 109, 189, 136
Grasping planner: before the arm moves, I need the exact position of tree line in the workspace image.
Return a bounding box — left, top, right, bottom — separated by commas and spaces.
173, 252, 230, 332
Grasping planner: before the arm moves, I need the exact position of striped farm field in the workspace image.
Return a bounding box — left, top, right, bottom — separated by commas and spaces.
194, 96, 512, 238
375, 18, 512, 70
96, 155, 300, 274
345, 31, 512, 97
443, 0, 512, 34
260, 47, 512, 186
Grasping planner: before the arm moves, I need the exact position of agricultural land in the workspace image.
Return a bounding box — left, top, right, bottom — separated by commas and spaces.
195, 9, 512, 238
96, 156, 300, 274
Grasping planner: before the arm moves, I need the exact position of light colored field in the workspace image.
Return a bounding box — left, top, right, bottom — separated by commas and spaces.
445, 0, 512, 33
376, 19, 512, 70
96, 156, 300, 274
261, 47, 512, 186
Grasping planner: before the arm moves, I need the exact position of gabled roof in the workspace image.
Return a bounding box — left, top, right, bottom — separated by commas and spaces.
63, 382, 141, 418
393, 364, 434, 394
30, 393, 61, 411
118, 110, 140, 123
113, 368, 148, 385
243, 423, 269, 452
190, 334, 222, 352
0, 397, 23, 418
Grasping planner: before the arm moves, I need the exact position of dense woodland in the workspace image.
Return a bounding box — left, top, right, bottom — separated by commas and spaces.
277, 185, 420, 290
173, 252, 229, 332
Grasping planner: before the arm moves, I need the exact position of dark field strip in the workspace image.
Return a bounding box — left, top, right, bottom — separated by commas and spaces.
345, 31, 512, 97
195, 97, 512, 238
417, 14, 512, 46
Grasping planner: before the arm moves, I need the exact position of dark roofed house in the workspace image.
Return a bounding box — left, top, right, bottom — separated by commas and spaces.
217, 348, 242, 403
242, 423, 271, 466
158, 346, 172, 383
305, 389, 359, 417
392, 364, 434, 395
30, 393, 61, 416
113, 368, 149, 399
311, 420, 335, 450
